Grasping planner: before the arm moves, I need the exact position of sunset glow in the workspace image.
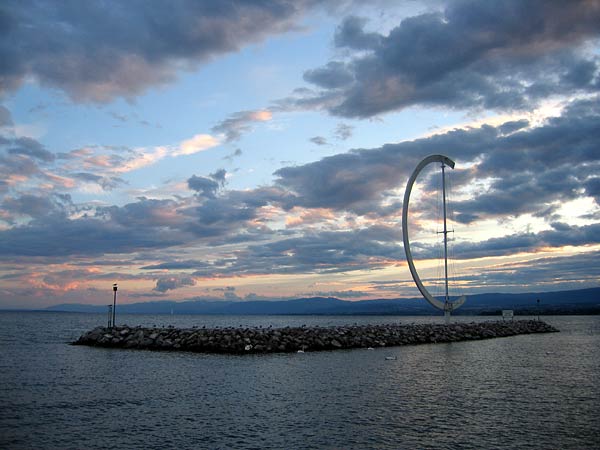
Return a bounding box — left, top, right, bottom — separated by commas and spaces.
1, 1, 599, 308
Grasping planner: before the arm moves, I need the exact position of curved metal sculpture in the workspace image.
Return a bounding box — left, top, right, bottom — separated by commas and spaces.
402, 154, 466, 315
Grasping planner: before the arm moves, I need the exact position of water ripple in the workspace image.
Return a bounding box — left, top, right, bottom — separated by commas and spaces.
0, 313, 598, 449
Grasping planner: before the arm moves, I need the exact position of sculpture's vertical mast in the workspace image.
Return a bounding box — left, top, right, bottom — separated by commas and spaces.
441, 163, 450, 314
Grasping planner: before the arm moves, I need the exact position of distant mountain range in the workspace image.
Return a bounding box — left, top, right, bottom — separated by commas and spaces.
45, 287, 600, 315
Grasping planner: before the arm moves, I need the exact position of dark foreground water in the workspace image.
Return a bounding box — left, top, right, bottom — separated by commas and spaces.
1, 313, 598, 449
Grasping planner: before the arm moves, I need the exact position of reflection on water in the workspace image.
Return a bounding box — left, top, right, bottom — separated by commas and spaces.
1, 312, 598, 449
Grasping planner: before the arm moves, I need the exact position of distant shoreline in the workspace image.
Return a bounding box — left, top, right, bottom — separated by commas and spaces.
2, 307, 599, 316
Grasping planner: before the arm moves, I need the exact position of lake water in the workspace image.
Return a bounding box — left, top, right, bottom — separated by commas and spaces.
1, 312, 598, 449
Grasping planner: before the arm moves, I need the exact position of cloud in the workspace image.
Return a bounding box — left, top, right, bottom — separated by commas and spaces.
192, 225, 404, 278
0, 152, 43, 189
467, 250, 600, 291
0, 183, 275, 257
310, 136, 328, 146
301, 289, 370, 298
0, 214, 184, 257
223, 148, 243, 163
154, 275, 196, 292
274, 96, 600, 219
1, 194, 65, 222
303, 61, 354, 89
105, 133, 219, 174
411, 222, 600, 261
0, 105, 13, 127
211, 110, 273, 142
334, 123, 354, 140
0, 1, 321, 102
584, 177, 600, 204
334, 15, 382, 50
141, 260, 210, 271
176, 134, 220, 156
7, 137, 55, 162
1, 98, 598, 286
212, 285, 240, 300
295, 1, 600, 118
71, 173, 125, 191
0, 135, 127, 196
187, 169, 227, 198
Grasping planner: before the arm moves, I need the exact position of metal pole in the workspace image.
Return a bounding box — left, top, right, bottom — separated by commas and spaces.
441, 163, 449, 309
112, 284, 117, 327
107, 305, 112, 328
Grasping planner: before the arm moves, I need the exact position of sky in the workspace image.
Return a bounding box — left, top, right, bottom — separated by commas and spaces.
1, 0, 599, 308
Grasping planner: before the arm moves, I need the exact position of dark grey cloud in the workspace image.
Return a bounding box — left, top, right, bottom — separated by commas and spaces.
223, 148, 243, 163
192, 225, 404, 278
41, 269, 144, 287
303, 61, 354, 89
212, 286, 239, 300
310, 136, 328, 146
0, 105, 12, 126
0, 0, 321, 101
154, 275, 196, 292
297, 1, 600, 118
188, 176, 220, 198
302, 289, 369, 298
414, 222, 600, 261
2, 96, 598, 281
7, 137, 54, 162
142, 260, 210, 271
0, 136, 54, 199
334, 123, 354, 140
1, 194, 63, 221
0, 214, 184, 257
72, 173, 125, 190
188, 169, 227, 198
274, 96, 600, 220
0, 193, 260, 257
0, 135, 128, 194
334, 15, 382, 50
274, 124, 490, 214
584, 177, 600, 204
466, 250, 600, 291
0, 153, 41, 182
182, 197, 260, 238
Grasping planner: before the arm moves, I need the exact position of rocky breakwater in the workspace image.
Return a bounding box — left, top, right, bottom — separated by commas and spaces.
73, 320, 558, 354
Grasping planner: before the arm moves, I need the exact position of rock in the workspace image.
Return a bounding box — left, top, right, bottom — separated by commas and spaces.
73, 320, 559, 355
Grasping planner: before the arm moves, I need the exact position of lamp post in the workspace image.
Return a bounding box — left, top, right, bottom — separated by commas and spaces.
112, 283, 118, 327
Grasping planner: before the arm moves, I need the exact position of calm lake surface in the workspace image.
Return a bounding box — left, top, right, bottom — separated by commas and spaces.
1, 312, 598, 449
